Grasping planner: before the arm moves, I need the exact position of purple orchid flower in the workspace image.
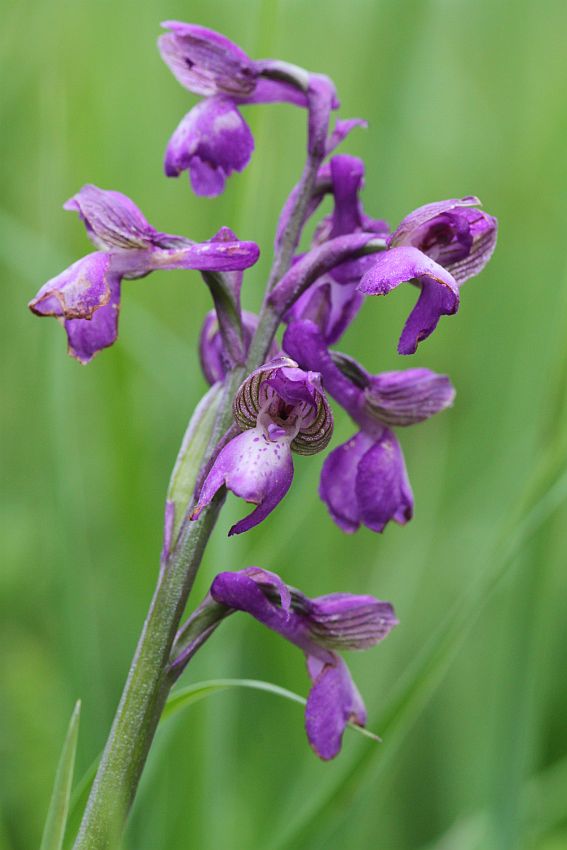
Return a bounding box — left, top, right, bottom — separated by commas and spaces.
359, 196, 498, 354
286, 154, 389, 344
283, 320, 455, 533
28, 185, 259, 363
191, 357, 333, 535
208, 567, 398, 759
158, 22, 339, 195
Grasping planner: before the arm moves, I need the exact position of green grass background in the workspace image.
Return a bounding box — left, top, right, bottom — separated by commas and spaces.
2, 0, 567, 847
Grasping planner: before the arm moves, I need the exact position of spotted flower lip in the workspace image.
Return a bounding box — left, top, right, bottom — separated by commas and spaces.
209, 567, 398, 759
191, 357, 333, 535
28, 185, 259, 363
359, 196, 497, 354
159, 21, 338, 195
283, 319, 454, 533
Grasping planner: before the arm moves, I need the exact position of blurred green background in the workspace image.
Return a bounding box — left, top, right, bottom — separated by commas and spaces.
2, 0, 567, 848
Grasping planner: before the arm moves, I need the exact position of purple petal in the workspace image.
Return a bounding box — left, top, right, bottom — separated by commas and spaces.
305, 656, 366, 760
242, 567, 292, 613
307, 593, 398, 650
210, 571, 302, 640
325, 118, 368, 156
365, 368, 455, 426
328, 154, 365, 236
64, 273, 122, 364
158, 22, 256, 97
319, 431, 376, 533
164, 97, 254, 197
397, 278, 456, 356
29, 252, 112, 319
355, 429, 413, 533
389, 197, 481, 245
63, 185, 158, 251
445, 208, 498, 284
147, 237, 259, 273
358, 246, 460, 354
191, 428, 294, 535
243, 81, 306, 107
389, 197, 497, 285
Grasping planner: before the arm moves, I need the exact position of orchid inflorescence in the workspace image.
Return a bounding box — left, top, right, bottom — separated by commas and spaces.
30, 23, 497, 767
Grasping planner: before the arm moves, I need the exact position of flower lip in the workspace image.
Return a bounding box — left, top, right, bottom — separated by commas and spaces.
233, 358, 333, 456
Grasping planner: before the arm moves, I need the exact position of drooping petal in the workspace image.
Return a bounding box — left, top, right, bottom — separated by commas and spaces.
319, 431, 376, 533
29, 252, 113, 319
164, 97, 254, 197
158, 22, 256, 97
63, 185, 159, 250
365, 368, 455, 427
358, 246, 460, 354
397, 277, 458, 355
63, 273, 122, 364
305, 655, 366, 760
191, 427, 294, 535
355, 429, 413, 532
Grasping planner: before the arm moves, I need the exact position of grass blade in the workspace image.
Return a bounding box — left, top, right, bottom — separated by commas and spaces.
40, 701, 81, 850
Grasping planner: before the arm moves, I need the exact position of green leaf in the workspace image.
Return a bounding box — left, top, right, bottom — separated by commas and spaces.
166, 382, 223, 544
40, 701, 81, 850
162, 678, 380, 742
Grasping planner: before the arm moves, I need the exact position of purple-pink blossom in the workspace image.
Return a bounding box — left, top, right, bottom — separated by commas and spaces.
191, 357, 333, 535
29, 185, 259, 363
209, 567, 398, 759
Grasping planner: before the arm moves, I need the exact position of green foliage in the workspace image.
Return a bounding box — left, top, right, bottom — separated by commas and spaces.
40, 702, 81, 850
2, 0, 567, 849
